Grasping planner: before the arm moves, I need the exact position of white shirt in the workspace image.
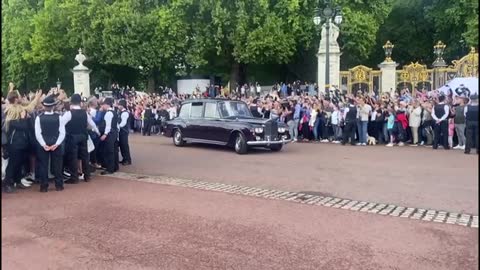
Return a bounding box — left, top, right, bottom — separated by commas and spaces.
357, 104, 372, 121
331, 110, 340, 125
35, 111, 65, 147
61, 105, 99, 134
370, 111, 377, 121
431, 103, 449, 122
89, 107, 97, 119
118, 110, 129, 129
309, 110, 318, 126
103, 109, 114, 135
408, 106, 422, 127
343, 107, 350, 120
168, 107, 177, 119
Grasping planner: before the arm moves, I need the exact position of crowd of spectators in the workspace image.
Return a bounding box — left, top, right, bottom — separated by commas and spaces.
107, 81, 477, 153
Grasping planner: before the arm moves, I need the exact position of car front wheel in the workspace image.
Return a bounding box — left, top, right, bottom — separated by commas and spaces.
173, 129, 185, 146
234, 133, 248, 154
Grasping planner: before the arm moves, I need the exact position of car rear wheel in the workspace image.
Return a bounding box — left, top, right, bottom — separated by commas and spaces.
173, 129, 185, 146
270, 144, 283, 152
234, 133, 248, 154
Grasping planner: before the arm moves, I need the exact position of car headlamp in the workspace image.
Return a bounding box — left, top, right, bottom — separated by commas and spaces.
254, 127, 264, 134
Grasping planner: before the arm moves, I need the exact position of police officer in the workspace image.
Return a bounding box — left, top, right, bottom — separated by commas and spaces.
34, 95, 66, 192
62, 94, 100, 184
431, 95, 450, 150
117, 99, 132, 165
342, 98, 357, 145
142, 104, 153, 136
99, 98, 118, 175
464, 93, 478, 154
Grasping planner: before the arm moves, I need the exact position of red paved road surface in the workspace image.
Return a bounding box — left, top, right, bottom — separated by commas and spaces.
125, 135, 479, 214
2, 177, 478, 270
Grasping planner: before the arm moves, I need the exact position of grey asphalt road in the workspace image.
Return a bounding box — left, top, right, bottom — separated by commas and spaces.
124, 135, 478, 214
2, 177, 478, 270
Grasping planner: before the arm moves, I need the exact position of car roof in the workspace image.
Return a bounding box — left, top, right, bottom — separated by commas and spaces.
181, 98, 244, 104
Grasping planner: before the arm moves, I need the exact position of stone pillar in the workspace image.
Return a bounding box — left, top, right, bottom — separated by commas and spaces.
378, 61, 398, 94
72, 48, 91, 97
317, 22, 341, 95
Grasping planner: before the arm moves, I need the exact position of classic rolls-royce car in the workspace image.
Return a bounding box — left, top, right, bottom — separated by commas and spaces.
164, 99, 291, 154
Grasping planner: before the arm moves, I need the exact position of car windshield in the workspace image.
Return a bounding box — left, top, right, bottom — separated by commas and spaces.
218, 101, 253, 118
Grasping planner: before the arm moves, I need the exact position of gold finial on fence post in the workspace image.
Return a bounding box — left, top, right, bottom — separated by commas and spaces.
383, 40, 394, 62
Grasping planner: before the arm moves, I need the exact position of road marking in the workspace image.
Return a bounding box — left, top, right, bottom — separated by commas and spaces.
332, 199, 350, 208
317, 197, 333, 205
111, 172, 478, 229
389, 206, 405, 217
341, 200, 358, 210
379, 205, 396, 216
368, 203, 387, 214
324, 198, 342, 207
359, 203, 377, 212
350, 201, 368, 211
307, 196, 324, 205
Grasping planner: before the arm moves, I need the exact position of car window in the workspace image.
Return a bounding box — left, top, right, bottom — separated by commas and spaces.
179, 103, 191, 118
190, 102, 204, 118
204, 102, 219, 118
218, 101, 253, 118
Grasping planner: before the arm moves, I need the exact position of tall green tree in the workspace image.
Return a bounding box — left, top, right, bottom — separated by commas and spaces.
337, 0, 395, 68
372, 0, 435, 67
2, 0, 46, 91
424, 0, 478, 59
174, 0, 317, 87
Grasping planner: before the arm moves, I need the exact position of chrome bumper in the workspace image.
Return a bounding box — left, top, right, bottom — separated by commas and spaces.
247, 139, 292, 146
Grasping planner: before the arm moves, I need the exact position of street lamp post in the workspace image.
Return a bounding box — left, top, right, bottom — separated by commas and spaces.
383, 40, 394, 62
433, 41, 447, 89
314, 0, 342, 95
459, 39, 466, 57
56, 78, 62, 90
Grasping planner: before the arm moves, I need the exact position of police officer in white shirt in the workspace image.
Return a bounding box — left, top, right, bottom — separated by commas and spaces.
431, 95, 450, 149
117, 99, 132, 165
34, 95, 66, 192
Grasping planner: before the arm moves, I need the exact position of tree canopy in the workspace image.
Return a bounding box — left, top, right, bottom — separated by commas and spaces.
1, 0, 478, 93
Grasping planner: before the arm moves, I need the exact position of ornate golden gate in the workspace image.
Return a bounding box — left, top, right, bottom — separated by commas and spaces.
340, 65, 381, 94
396, 62, 433, 94
338, 42, 478, 94
436, 47, 479, 87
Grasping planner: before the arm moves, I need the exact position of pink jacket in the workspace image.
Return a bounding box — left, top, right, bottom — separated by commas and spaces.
448, 119, 454, 136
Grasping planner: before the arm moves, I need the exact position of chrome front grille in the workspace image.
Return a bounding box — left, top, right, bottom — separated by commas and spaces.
264, 120, 278, 140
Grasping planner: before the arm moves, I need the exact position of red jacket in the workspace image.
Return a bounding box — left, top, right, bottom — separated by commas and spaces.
396, 112, 408, 129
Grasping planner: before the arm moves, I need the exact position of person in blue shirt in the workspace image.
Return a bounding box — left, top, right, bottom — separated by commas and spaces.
292, 102, 302, 141
281, 83, 287, 98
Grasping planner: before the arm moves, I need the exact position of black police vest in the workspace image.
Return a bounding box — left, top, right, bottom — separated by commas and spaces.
434, 104, 447, 120
466, 105, 478, 122
345, 105, 357, 122
100, 110, 118, 135
97, 111, 106, 134
39, 113, 60, 146
118, 110, 130, 133
66, 109, 88, 135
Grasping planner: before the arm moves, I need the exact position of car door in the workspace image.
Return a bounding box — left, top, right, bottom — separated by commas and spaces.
200, 102, 227, 143
187, 101, 204, 140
